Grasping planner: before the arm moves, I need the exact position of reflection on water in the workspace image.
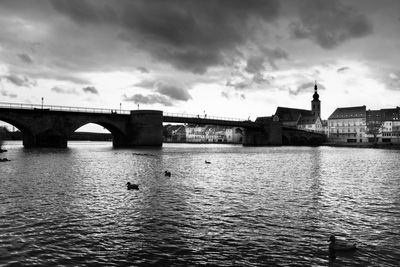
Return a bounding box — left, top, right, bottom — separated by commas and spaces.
1, 141, 399, 266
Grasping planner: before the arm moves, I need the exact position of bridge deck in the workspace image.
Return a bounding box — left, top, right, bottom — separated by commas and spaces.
1, 102, 257, 127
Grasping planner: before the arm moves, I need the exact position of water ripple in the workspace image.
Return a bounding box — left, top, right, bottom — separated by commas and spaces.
0, 142, 399, 266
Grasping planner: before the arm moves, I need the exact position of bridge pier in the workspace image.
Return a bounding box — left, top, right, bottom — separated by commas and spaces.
243, 118, 282, 146
121, 110, 163, 147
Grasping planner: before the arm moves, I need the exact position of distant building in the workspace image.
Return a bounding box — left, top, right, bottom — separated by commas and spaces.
321, 120, 329, 136
226, 127, 244, 143
172, 125, 186, 142
186, 124, 206, 142
327, 105, 366, 143
366, 107, 400, 143
275, 82, 323, 132
297, 115, 323, 132
184, 124, 244, 143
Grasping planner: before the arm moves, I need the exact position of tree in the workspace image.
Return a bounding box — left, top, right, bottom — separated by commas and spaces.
366, 120, 383, 144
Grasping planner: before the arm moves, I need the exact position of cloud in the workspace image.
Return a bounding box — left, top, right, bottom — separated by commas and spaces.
51, 86, 79, 95
385, 71, 400, 91
290, 0, 373, 49
17, 53, 33, 64
155, 83, 191, 101
337, 66, 350, 73
137, 66, 149, 73
82, 86, 99, 94
1, 74, 36, 87
221, 91, 230, 99
1, 90, 17, 98
50, 0, 281, 74
133, 80, 157, 89
289, 81, 326, 95
226, 79, 251, 90
245, 47, 288, 74
133, 79, 192, 101
245, 56, 265, 74
122, 93, 173, 106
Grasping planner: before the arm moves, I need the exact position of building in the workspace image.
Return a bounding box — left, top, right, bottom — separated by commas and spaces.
297, 115, 323, 132
184, 125, 244, 143
186, 124, 206, 142
327, 105, 366, 143
274, 82, 323, 132
172, 125, 186, 142
366, 107, 400, 143
226, 127, 244, 143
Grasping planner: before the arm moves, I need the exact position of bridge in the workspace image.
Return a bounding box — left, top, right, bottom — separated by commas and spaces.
0, 102, 326, 148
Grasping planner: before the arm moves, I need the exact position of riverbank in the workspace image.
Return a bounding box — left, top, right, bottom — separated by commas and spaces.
323, 142, 400, 149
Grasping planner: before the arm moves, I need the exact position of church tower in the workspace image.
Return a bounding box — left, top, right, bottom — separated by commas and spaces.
311, 81, 321, 117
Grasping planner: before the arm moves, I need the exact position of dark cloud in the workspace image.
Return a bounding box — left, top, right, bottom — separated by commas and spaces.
0, 90, 18, 98
49, 74, 90, 85
137, 66, 149, 73
122, 93, 173, 106
82, 86, 99, 94
51, 86, 79, 95
155, 83, 191, 101
261, 47, 289, 70
245, 56, 265, 74
290, 0, 373, 49
133, 80, 192, 101
1, 74, 36, 87
134, 80, 156, 89
253, 73, 273, 84
50, 0, 281, 74
337, 66, 350, 73
245, 47, 288, 74
290, 81, 326, 95
17, 53, 33, 64
50, 0, 117, 25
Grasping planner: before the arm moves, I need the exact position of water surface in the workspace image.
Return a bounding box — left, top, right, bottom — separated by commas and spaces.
1, 141, 399, 266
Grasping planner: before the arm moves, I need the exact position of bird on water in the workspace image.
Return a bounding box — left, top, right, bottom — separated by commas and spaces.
126, 182, 139, 190
328, 235, 357, 259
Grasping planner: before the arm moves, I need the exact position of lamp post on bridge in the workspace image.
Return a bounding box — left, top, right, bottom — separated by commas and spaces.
119, 103, 121, 113
41, 97, 44, 109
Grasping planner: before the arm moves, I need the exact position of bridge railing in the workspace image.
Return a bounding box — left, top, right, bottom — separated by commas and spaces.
0, 102, 131, 114
163, 112, 247, 122
0, 102, 249, 122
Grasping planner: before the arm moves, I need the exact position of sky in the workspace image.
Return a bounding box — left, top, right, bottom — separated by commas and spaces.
1, 0, 400, 130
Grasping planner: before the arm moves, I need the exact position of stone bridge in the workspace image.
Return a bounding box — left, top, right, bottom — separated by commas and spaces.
0, 103, 326, 148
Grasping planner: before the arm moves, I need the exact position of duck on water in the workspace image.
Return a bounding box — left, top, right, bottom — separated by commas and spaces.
328, 235, 357, 259
126, 182, 139, 190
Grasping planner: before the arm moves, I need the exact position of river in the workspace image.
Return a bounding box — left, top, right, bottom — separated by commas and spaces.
1, 141, 399, 266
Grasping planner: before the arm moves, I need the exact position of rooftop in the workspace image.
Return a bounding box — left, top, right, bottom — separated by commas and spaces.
275, 107, 315, 122
328, 105, 366, 120
298, 115, 319, 125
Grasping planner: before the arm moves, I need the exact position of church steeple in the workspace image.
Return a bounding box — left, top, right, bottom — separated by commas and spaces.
313, 80, 319, 101
311, 81, 321, 117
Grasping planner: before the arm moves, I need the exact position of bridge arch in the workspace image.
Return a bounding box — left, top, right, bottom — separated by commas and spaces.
68, 120, 128, 147
0, 116, 35, 146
